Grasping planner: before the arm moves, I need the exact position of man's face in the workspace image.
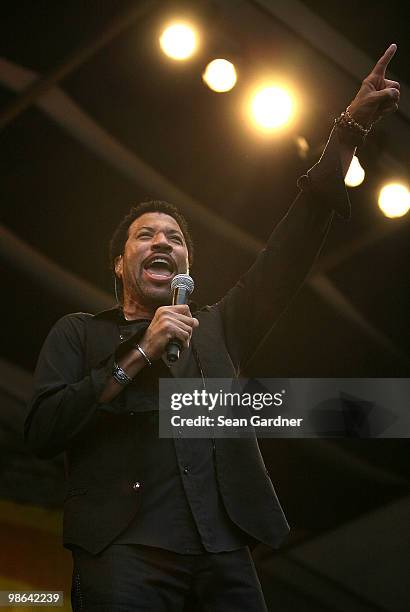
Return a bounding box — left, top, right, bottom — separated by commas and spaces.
115, 212, 189, 307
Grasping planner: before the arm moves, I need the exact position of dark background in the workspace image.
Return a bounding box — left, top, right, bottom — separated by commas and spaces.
1, 1, 409, 610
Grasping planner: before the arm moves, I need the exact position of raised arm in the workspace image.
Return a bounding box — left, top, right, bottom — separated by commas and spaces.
218, 44, 400, 371
338, 43, 400, 173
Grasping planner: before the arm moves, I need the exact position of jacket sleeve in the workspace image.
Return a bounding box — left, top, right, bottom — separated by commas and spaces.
24, 313, 120, 459
218, 126, 351, 371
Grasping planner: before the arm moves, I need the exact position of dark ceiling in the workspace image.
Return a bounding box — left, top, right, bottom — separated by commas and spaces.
1, 0, 409, 375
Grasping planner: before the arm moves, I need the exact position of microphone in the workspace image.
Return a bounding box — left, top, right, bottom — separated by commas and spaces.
167, 274, 195, 363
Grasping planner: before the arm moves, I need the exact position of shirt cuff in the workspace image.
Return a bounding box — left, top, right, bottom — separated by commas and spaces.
297, 126, 351, 220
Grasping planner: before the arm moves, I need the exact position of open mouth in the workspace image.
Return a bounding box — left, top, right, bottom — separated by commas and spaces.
143, 256, 175, 281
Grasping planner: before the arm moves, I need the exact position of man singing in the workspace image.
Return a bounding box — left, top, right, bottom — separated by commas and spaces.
25, 45, 400, 611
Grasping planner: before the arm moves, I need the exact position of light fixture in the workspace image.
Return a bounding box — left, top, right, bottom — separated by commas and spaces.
345, 155, 365, 187
202, 59, 237, 92
250, 85, 295, 131
378, 183, 410, 218
159, 22, 198, 60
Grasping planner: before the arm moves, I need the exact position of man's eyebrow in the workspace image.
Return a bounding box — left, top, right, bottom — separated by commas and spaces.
135, 225, 184, 236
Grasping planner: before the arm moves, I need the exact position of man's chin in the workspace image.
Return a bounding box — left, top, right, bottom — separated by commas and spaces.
131, 277, 172, 308
142, 287, 172, 307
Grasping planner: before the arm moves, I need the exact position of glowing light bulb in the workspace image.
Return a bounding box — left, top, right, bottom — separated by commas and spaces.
159, 23, 198, 60
345, 155, 365, 187
202, 59, 237, 92
251, 86, 294, 130
378, 183, 410, 218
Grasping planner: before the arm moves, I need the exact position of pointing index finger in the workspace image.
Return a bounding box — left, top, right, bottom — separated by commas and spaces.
373, 43, 397, 76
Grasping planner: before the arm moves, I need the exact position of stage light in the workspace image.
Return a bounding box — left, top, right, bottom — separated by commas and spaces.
159, 23, 198, 60
250, 86, 294, 131
202, 59, 237, 92
345, 155, 365, 187
378, 183, 410, 218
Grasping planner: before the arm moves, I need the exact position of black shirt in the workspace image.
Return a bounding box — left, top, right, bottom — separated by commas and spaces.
110, 313, 250, 553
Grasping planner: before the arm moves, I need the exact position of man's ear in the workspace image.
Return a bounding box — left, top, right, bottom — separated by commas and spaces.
114, 255, 123, 279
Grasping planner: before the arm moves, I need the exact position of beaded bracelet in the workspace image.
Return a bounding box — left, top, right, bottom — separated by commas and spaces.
335, 107, 373, 145
112, 361, 133, 386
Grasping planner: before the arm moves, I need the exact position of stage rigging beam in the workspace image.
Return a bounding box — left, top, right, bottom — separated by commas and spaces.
0, 1, 159, 131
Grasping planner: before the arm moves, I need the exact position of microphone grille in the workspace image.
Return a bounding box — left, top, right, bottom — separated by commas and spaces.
171, 274, 195, 294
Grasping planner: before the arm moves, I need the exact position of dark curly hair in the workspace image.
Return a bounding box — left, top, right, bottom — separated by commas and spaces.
109, 200, 194, 298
